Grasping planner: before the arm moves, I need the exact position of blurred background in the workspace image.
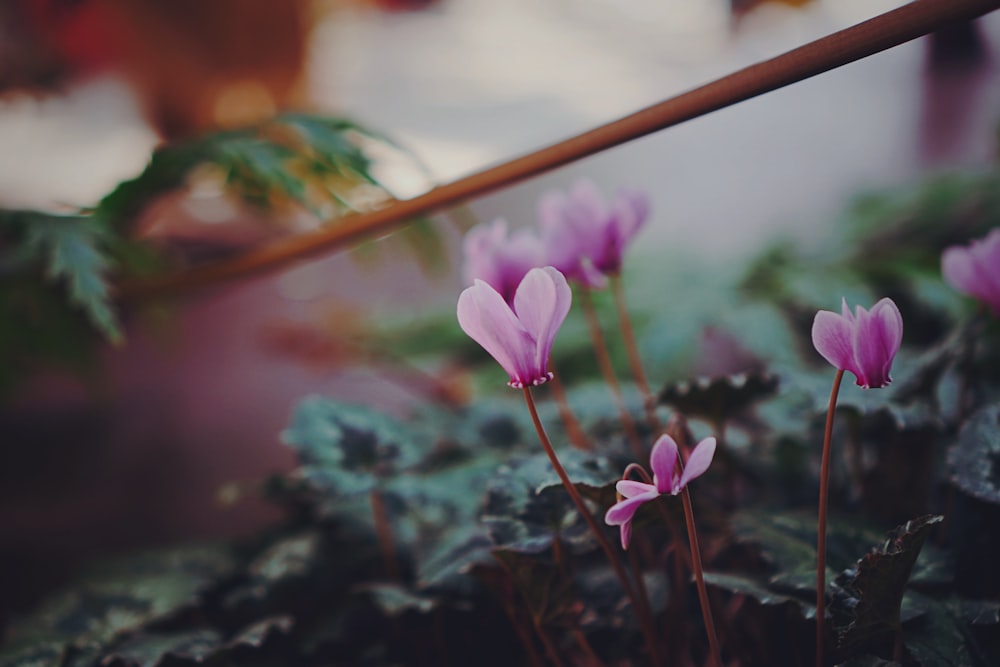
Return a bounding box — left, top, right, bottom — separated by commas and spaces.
1, 0, 999, 625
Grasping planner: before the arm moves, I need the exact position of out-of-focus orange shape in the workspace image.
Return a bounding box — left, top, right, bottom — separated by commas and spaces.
20, 0, 312, 139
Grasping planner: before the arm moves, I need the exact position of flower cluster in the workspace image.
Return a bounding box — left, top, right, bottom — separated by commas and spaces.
462, 180, 650, 296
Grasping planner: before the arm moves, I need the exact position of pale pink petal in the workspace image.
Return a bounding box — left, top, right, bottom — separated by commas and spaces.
649, 434, 679, 494
604, 490, 659, 533
457, 281, 535, 387
678, 437, 717, 491
811, 308, 856, 375
616, 480, 657, 499
569, 179, 608, 221
942, 246, 981, 299
513, 267, 572, 383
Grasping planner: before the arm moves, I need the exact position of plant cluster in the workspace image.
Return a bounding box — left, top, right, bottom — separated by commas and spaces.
3, 165, 1000, 667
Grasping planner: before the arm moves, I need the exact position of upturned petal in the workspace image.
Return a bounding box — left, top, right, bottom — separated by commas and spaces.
678, 437, 717, 490
512, 267, 572, 384
616, 479, 657, 499
462, 218, 544, 304
457, 280, 537, 387
649, 434, 680, 494
811, 308, 856, 375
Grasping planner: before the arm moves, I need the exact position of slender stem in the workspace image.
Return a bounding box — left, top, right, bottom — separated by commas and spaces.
816, 369, 845, 667
571, 628, 606, 667
680, 486, 723, 667
369, 488, 400, 580
611, 276, 660, 431
579, 288, 646, 459
547, 365, 594, 450
522, 387, 663, 667
121, 0, 1000, 300
893, 625, 904, 663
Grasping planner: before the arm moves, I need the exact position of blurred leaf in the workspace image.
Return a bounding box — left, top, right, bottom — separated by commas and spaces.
948, 404, 1000, 506
282, 396, 423, 498
658, 371, 779, 423
902, 593, 997, 667
1, 210, 120, 341
357, 583, 441, 617
0, 545, 234, 667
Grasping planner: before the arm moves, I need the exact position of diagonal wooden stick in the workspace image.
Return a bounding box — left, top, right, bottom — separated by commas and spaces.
120, 0, 1000, 300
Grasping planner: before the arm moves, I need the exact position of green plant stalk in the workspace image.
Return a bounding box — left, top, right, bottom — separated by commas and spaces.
522, 387, 663, 667
579, 287, 646, 459
816, 368, 845, 667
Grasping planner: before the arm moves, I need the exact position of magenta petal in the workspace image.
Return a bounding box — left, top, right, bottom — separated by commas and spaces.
649, 434, 679, 494
811, 308, 856, 374
852, 300, 901, 388
617, 480, 657, 499
678, 437, 717, 491
619, 520, 633, 550
513, 267, 572, 383
604, 490, 658, 527
457, 281, 535, 387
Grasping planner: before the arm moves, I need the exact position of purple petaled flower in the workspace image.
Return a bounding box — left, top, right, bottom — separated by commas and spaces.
457, 266, 572, 388
462, 218, 545, 305
604, 434, 716, 549
941, 228, 1000, 315
811, 297, 903, 389
538, 180, 650, 288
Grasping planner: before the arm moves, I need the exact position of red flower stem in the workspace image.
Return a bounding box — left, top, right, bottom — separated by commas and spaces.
679, 486, 723, 667
369, 488, 400, 580
816, 369, 845, 667
547, 364, 594, 450
623, 464, 692, 574
611, 275, 660, 431
571, 628, 606, 667
579, 288, 646, 459
522, 387, 663, 667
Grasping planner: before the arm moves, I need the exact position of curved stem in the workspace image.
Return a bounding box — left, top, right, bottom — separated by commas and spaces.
816, 369, 845, 667
611, 276, 660, 431
579, 288, 646, 459
522, 387, 663, 667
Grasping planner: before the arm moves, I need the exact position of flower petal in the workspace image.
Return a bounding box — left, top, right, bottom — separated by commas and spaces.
604, 490, 659, 527
649, 434, 679, 494
457, 280, 535, 387
811, 307, 856, 375
617, 479, 657, 499
852, 299, 901, 388
513, 267, 572, 384
678, 437, 717, 491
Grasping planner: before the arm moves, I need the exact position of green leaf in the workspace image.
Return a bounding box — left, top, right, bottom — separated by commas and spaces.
3, 211, 121, 342
948, 404, 1000, 505
832, 515, 943, 652
282, 396, 423, 498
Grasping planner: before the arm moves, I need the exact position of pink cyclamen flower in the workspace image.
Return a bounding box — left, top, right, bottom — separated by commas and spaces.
538, 180, 650, 288
941, 228, 1000, 315
811, 297, 903, 389
462, 218, 545, 304
604, 434, 716, 549
457, 266, 571, 388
